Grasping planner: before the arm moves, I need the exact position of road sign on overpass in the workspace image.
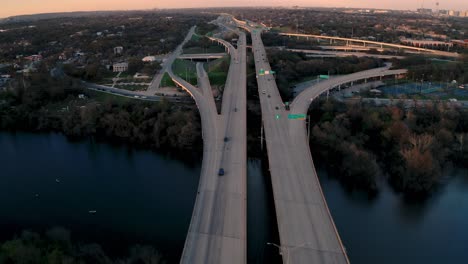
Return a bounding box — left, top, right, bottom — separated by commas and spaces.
319, 74, 330, 79
288, 113, 306, 120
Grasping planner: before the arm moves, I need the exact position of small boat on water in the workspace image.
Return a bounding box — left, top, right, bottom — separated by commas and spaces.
55, 179, 60, 183
88, 210, 97, 214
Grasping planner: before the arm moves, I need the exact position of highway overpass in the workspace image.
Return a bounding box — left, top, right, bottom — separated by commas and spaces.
279, 32, 459, 58
239, 17, 351, 264
175, 27, 248, 264
285, 48, 405, 59
178, 52, 227, 60
291, 66, 408, 114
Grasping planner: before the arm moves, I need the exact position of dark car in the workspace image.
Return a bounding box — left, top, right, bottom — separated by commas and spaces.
224, 137, 229, 142
218, 168, 225, 176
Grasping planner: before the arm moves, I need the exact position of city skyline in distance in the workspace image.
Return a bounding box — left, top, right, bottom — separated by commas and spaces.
1, 0, 467, 18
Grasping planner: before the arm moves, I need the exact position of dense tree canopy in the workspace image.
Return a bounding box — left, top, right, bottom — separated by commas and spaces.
309, 99, 468, 196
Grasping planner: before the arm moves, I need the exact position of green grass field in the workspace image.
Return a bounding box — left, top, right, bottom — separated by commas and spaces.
160, 72, 176, 87
172, 59, 198, 85
87, 90, 134, 104
205, 55, 230, 86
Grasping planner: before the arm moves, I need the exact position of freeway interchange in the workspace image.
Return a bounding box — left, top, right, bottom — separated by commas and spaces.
89, 15, 410, 264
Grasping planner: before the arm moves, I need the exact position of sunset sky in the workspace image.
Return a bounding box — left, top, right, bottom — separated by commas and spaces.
2, 0, 467, 18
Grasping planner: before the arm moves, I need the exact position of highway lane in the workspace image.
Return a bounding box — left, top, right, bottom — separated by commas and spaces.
83, 81, 192, 103
147, 26, 196, 94
244, 20, 350, 264
178, 23, 247, 264
291, 67, 408, 114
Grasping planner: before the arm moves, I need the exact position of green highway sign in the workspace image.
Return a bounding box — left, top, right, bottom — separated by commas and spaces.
319, 75, 330, 79
288, 114, 306, 120
259, 69, 265, 75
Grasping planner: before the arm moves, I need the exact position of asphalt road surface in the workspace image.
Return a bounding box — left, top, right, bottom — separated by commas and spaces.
247, 20, 351, 264
178, 26, 248, 264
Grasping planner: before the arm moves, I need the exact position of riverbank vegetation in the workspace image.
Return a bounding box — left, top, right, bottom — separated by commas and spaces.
0, 227, 164, 264
309, 99, 468, 196
0, 68, 202, 157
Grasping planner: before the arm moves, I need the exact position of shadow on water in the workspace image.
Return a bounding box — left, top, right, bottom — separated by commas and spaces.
317, 163, 468, 264
247, 158, 282, 264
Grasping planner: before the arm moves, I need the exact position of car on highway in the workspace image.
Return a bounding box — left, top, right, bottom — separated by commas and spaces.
224, 137, 229, 142
218, 168, 225, 176
262, 90, 266, 94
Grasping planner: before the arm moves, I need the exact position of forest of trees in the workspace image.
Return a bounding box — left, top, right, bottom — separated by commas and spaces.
0, 228, 164, 264
0, 67, 203, 157
391, 54, 468, 84
309, 99, 468, 196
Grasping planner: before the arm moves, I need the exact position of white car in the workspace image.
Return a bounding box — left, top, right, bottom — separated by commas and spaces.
262, 90, 266, 94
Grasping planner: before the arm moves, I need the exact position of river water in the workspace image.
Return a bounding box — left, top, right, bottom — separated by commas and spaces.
1, 132, 467, 263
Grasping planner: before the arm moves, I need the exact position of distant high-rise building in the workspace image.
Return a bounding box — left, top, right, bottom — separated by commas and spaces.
439, 10, 448, 15
417, 8, 432, 15
448, 10, 455, 16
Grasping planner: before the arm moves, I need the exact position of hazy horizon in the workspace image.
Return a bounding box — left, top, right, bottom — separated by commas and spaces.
1, 0, 467, 19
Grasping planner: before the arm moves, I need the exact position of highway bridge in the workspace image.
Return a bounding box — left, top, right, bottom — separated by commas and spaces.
279, 32, 459, 58
178, 52, 227, 60
237, 16, 407, 264
244, 19, 350, 264
291, 67, 408, 114
285, 48, 405, 59
174, 25, 248, 264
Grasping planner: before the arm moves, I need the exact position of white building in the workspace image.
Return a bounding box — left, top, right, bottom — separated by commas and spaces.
114, 46, 124, 55
142, 56, 157, 62
113, 62, 128, 72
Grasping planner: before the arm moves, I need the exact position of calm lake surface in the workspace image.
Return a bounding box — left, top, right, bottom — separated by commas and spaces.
1, 132, 467, 263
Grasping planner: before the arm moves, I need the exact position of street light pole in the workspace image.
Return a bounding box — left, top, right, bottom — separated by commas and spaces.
267, 242, 313, 264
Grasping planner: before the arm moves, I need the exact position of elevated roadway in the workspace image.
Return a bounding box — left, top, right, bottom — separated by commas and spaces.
242, 19, 351, 264
291, 67, 408, 114
179, 53, 227, 60
285, 48, 405, 59
279, 32, 459, 58
175, 27, 248, 264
